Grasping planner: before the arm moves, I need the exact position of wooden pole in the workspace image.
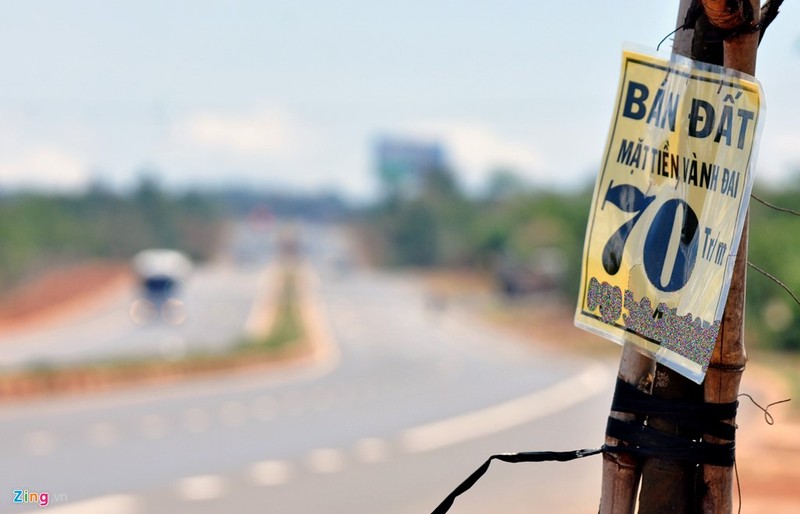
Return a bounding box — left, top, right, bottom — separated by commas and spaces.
636, 4, 709, 511
599, 343, 654, 514
637, 368, 705, 514
702, 225, 749, 513
701, 2, 759, 511
598, 2, 693, 511
600, 2, 761, 512
639, 2, 758, 512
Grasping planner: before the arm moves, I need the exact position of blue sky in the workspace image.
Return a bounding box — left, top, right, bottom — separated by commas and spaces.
0, 1, 798, 198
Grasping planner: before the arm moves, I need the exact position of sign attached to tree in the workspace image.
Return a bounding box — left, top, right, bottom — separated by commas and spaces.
575, 47, 765, 383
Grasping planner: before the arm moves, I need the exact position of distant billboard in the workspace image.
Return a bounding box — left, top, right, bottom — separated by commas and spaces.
374, 137, 446, 197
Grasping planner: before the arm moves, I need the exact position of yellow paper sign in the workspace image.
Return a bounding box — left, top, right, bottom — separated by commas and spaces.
575, 47, 765, 383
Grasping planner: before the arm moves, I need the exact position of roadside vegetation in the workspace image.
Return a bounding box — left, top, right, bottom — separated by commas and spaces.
0, 176, 346, 293
243, 266, 304, 353
355, 167, 800, 354
0, 177, 222, 291
0, 166, 796, 393
0, 174, 345, 400
746, 184, 800, 351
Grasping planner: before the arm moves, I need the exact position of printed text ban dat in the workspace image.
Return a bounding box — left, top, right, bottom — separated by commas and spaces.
622, 81, 755, 150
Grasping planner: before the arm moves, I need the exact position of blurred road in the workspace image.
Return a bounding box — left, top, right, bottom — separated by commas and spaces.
1, 223, 616, 513
0, 222, 278, 369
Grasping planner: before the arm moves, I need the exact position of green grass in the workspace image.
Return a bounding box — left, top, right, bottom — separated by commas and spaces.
248, 268, 303, 351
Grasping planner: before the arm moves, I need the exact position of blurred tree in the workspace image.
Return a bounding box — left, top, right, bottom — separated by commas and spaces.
358, 172, 800, 351
746, 183, 800, 351
0, 177, 223, 291
484, 168, 529, 202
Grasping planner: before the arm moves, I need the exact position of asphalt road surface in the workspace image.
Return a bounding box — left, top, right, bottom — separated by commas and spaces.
1, 223, 617, 513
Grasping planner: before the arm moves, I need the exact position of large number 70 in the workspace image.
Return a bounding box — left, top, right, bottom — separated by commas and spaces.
601, 180, 700, 292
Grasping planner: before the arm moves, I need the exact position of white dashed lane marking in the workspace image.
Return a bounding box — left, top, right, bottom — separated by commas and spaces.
219, 400, 248, 427
353, 437, 390, 464
249, 460, 293, 486
251, 395, 277, 422
139, 414, 168, 440
88, 422, 119, 448
183, 407, 211, 433
175, 475, 228, 501
14, 347, 609, 514
306, 448, 346, 474
25, 430, 57, 456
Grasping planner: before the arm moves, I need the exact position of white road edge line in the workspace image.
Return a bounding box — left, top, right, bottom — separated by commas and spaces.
400, 362, 611, 453
25, 429, 57, 456
87, 421, 119, 448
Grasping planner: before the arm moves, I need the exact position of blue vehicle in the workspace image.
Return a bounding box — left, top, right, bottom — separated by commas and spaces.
130, 249, 192, 325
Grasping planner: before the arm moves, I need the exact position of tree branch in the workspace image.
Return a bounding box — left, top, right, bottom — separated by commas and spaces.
759, 0, 784, 43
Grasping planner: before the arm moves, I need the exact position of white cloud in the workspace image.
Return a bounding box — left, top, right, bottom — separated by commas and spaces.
401, 121, 542, 190
0, 146, 89, 191
157, 105, 333, 189
171, 107, 310, 158
768, 131, 800, 165
753, 128, 800, 185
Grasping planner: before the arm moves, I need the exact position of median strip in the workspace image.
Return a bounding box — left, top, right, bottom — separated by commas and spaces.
0, 261, 322, 403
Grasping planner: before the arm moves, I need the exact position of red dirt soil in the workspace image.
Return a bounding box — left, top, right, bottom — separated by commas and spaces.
0, 261, 133, 333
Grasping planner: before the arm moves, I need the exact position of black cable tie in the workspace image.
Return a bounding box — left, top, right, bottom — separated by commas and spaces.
610, 379, 738, 440
430, 448, 602, 514
605, 417, 736, 467
431, 378, 753, 512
